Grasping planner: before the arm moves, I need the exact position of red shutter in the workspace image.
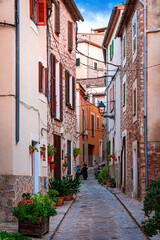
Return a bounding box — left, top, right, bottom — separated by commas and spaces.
65, 70, 69, 106
60, 63, 63, 121
72, 76, 75, 110
68, 21, 73, 51
37, 0, 46, 26
39, 61, 43, 92
55, 2, 60, 35
30, 0, 34, 20
50, 54, 56, 118
45, 68, 48, 97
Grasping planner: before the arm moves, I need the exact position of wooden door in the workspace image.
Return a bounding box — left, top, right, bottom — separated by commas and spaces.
88, 145, 93, 167
54, 135, 61, 180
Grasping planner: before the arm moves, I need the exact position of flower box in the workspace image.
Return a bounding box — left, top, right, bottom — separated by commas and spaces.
18, 217, 49, 238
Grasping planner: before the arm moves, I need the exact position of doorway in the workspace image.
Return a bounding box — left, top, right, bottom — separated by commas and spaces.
133, 141, 137, 197
54, 135, 61, 180
88, 144, 94, 167
67, 140, 72, 175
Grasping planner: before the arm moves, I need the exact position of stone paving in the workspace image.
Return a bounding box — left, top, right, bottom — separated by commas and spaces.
53, 175, 147, 240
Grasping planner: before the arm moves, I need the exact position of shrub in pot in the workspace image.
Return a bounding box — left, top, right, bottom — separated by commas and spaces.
73, 148, 82, 159
12, 192, 57, 238
98, 165, 110, 185
47, 189, 59, 207
62, 161, 69, 172
0, 231, 31, 240
47, 145, 57, 162
50, 161, 56, 170
64, 153, 70, 162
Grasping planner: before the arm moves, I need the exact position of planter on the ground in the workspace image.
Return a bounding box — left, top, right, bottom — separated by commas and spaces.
18, 217, 49, 239
56, 197, 64, 206
64, 193, 73, 201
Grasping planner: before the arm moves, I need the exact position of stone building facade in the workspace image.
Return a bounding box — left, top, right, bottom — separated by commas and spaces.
116, 0, 160, 200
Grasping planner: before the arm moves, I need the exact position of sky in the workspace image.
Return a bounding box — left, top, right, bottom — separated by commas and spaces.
74, 0, 124, 33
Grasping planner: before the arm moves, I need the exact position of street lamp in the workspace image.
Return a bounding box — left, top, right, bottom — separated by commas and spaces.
98, 101, 115, 119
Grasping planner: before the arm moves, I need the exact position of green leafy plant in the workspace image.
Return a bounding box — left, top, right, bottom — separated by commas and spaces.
73, 148, 82, 155
12, 192, 57, 224
49, 178, 69, 197
22, 193, 31, 200
40, 147, 46, 151
29, 145, 38, 152
65, 153, 70, 158
141, 180, 160, 237
98, 165, 110, 184
63, 162, 69, 167
0, 231, 31, 240
47, 145, 57, 156
47, 189, 59, 204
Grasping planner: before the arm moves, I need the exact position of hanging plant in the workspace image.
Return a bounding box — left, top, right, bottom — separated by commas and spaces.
73, 148, 82, 159
29, 145, 39, 154
50, 162, 56, 170
40, 147, 46, 156
48, 145, 57, 162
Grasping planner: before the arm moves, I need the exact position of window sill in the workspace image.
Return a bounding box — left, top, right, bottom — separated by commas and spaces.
30, 20, 38, 35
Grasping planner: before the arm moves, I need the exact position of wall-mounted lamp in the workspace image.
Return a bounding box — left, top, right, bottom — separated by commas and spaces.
98, 101, 115, 119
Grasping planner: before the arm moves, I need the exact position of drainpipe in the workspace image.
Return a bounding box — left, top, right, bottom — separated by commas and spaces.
138, 0, 148, 188
15, 0, 20, 143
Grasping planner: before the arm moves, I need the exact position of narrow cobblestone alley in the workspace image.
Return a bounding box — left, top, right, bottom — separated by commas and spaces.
53, 173, 147, 240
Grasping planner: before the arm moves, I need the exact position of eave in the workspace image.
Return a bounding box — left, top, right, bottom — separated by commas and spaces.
62, 0, 84, 22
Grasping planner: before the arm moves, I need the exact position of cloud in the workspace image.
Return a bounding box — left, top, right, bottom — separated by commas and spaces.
77, 11, 110, 33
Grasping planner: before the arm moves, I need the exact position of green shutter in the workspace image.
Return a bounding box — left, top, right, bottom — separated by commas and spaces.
83, 143, 85, 162
112, 40, 114, 58
123, 82, 126, 105
107, 141, 110, 155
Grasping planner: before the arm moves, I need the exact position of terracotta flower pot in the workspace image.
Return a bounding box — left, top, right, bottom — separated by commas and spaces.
50, 163, 55, 170
64, 157, 68, 162
48, 156, 52, 162
56, 197, 64, 206
40, 151, 44, 156
62, 166, 66, 172
29, 148, 34, 154
64, 194, 73, 201
74, 154, 78, 159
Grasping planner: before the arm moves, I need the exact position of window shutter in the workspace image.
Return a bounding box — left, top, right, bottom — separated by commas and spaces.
50, 54, 56, 117
82, 108, 84, 133
55, 2, 60, 35
60, 63, 63, 121
72, 76, 75, 109
112, 40, 114, 58
39, 61, 43, 92
37, 0, 46, 26
68, 21, 73, 51
65, 70, 69, 106
45, 68, 48, 97
30, 0, 34, 20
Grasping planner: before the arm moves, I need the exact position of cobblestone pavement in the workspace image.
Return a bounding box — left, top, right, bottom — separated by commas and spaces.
53, 174, 147, 240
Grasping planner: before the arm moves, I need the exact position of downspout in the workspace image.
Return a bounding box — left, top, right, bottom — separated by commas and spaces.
15, 0, 20, 143
138, 0, 148, 188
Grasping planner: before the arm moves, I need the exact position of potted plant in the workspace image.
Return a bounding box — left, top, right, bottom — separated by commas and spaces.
50, 161, 56, 170
40, 146, 46, 156
29, 145, 38, 154
64, 153, 70, 162
47, 145, 57, 162
12, 192, 57, 238
73, 148, 81, 159
0, 231, 31, 240
47, 189, 59, 208
62, 162, 68, 172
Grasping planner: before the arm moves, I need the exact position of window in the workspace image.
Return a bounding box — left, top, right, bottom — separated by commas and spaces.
30, 0, 46, 26
76, 58, 80, 66
122, 75, 126, 112
110, 39, 114, 61
91, 113, 95, 137
132, 12, 137, 58
55, 2, 60, 35
65, 70, 75, 109
94, 62, 97, 70
68, 21, 73, 52
39, 61, 48, 96
133, 80, 137, 122
109, 84, 114, 112
82, 108, 84, 133
97, 116, 99, 129
122, 31, 126, 65
50, 54, 63, 120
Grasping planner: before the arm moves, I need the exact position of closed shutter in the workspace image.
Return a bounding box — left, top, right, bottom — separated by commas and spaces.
30, 0, 34, 20
50, 54, 56, 117
37, 0, 46, 26
112, 40, 114, 58
68, 21, 73, 51
39, 61, 43, 92
45, 68, 48, 97
60, 63, 63, 121
72, 76, 75, 109
91, 114, 95, 137
55, 2, 60, 35
65, 70, 69, 106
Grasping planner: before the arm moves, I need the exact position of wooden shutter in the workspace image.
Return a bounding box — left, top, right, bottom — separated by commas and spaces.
37, 0, 46, 26
65, 70, 69, 106
55, 2, 60, 35
45, 68, 48, 97
68, 21, 73, 51
30, 0, 35, 20
60, 63, 63, 121
72, 76, 75, 109
50, 54, 56, 117
39, 61, 43, 92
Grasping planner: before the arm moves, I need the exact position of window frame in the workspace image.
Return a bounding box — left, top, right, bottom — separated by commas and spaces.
97, 115, 100, 129
132, 11, 137, 61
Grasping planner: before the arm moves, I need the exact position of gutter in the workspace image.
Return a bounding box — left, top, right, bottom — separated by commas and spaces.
15, 0, 20, 143
138, 0, 148, 188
